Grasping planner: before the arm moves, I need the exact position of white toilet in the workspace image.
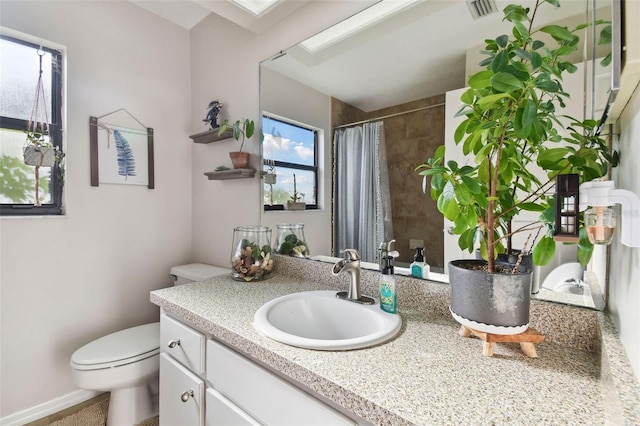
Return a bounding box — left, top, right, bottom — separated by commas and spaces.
70, 263, 229, 426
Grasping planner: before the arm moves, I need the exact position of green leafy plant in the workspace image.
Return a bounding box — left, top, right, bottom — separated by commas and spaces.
23, 121, 64, 206
416, 0, 616, 272
218, 118, 255, 152
276, 233, 308, 257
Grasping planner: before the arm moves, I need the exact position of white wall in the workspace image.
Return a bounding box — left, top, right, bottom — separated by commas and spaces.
189, 1, 376, 266
260, 67, 333, 255
0, 1, 192, 419
609, 82, 640, 379
0, 0, 376, 420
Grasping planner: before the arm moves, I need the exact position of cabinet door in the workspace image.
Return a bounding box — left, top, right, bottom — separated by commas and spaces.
160, 353, 204, 426
205, 388, 261, 426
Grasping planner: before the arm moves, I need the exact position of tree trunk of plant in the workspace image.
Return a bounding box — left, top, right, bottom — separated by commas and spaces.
487, 199, 495, 271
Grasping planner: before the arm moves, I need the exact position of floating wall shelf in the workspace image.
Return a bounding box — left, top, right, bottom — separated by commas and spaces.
204, 169, 256, 180
190, 127, 233, 144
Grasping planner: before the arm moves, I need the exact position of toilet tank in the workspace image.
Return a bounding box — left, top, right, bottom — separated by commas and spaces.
170, 263, 229, 286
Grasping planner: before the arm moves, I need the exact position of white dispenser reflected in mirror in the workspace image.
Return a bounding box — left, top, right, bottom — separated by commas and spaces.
580, 180, 640, 247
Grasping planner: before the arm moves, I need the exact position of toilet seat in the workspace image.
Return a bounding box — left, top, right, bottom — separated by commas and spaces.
71, 322, 160, 371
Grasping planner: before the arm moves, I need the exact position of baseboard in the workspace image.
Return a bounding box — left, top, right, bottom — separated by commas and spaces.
0, 389, 103, 426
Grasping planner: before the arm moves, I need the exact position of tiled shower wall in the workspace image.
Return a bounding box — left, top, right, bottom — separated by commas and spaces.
332, 95, 446, 268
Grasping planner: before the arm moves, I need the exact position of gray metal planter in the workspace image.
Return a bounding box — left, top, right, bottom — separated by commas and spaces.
448, 260, 532, 335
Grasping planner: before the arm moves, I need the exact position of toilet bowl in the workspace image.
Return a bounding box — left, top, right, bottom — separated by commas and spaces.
71, 323, 160, 426
70, 263, 229, 426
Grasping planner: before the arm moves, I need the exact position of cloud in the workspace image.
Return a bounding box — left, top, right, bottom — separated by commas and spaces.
294, 144, 314, 160
263, 133, 290, 156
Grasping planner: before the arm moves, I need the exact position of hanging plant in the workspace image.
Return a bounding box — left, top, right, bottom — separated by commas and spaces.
23, 47, 62, 206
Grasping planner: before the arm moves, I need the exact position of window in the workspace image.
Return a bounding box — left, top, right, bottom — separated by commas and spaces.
262, 114, 318, 211
1, 35, 63, 216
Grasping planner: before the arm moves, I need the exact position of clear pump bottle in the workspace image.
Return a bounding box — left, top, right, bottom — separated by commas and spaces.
380, 256, 397, 314
410, 247, 430, 279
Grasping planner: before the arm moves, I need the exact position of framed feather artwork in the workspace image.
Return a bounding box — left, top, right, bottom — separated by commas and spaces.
89, 114, 154, 188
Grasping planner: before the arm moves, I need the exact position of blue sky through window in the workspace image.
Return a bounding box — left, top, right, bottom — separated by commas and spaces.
262, 115, 317, 207
262, 116, 315, 166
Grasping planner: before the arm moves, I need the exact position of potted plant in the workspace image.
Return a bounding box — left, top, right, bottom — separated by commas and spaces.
218, 118, 254, 169
263, 160, 277, 185
416, 0, 615, 334
285, 174, 305, 210
23, 121, 64, 207
24, 127, 55, 167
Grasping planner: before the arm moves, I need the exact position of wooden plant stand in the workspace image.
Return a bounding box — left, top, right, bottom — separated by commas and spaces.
459, 325, 544, 357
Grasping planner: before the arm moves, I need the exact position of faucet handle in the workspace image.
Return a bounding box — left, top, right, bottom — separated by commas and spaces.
341, 249, 360, 261
378, 239, 396, 252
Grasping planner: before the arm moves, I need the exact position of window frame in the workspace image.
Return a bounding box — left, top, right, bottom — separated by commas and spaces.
0, 35, 64, 216
262, 114, 319, 211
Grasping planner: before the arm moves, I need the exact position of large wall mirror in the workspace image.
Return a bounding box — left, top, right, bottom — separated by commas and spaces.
260, 0, 616, 311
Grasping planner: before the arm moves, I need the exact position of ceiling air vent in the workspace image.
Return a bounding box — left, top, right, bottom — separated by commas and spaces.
466, 0, 498, 19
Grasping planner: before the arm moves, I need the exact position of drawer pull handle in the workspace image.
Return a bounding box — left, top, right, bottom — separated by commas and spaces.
168, 339, 181, 349
181, 390, 194, 402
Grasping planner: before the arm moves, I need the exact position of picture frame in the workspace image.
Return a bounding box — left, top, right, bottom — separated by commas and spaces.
90, 116, 154, 188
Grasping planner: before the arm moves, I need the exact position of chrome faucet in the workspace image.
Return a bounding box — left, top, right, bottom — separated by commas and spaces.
332, 249, 374, 305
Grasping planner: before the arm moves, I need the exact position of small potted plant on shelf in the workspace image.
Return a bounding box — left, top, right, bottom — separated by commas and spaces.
285, 174, 306, 210
415, 0, 615, 335
218, 118, 254, 169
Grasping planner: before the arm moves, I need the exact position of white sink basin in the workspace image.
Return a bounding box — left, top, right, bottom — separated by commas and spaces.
253, 290, 402, 350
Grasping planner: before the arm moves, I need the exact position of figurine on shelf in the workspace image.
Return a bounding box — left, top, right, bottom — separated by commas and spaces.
203, 100, 223, 129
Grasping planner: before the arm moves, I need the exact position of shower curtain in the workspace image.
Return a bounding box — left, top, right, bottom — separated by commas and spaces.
333, 121, 394, 264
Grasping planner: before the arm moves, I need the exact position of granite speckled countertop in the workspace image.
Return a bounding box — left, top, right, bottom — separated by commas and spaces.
150, 256, 640, 425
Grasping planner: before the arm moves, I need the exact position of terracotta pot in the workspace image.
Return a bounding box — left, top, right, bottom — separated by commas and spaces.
229, 152, 250, 169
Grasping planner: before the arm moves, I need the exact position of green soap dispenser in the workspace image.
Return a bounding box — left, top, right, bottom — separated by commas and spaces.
380, 255, 397, 314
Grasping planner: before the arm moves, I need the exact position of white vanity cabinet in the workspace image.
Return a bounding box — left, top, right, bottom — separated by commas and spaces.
205, 388, 260, 426
207, 340, 356, 426
159, 314, 206, 425
160, 353, 205, 425
159, 312, 357, 426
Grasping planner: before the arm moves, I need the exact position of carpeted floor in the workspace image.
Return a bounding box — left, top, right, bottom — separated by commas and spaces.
46, 397, 159, 426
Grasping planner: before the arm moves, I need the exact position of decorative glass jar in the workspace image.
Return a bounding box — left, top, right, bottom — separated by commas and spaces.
274, 223, 309, 257
230, 226, 274, 281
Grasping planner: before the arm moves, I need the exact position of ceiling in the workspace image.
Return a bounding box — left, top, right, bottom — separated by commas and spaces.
129, 0, 592, 112
128, 0, 309, 33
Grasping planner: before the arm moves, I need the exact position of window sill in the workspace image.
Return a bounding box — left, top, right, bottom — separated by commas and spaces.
1, 214, 66, 220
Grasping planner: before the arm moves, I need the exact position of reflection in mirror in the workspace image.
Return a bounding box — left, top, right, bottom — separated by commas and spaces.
585, 0, 614, 126
333, 121, 394, 263
260, 0, 613, 311
262, 114, 319, 210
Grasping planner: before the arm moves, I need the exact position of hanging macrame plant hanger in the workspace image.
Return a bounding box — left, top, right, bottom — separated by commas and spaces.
24, 47, 55, 206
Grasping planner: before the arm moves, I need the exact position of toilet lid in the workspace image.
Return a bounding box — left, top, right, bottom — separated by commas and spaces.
71, 322, 160, 368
